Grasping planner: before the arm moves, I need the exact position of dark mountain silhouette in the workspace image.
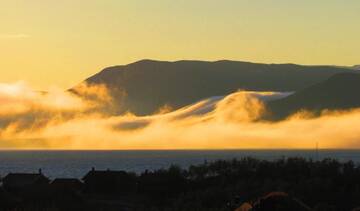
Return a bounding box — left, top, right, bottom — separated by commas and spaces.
267, 73, 360, 120
80, 59, 357, 115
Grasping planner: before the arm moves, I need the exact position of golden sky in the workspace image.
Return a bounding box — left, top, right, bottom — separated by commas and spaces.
1, 0, 360, 89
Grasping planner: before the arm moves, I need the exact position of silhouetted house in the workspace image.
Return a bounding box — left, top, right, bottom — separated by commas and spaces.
49, 179, 84, 206
82, 168, 136, 195
51, 178, 83, 192
0, 186, 20, 210
2, 169, 50, 193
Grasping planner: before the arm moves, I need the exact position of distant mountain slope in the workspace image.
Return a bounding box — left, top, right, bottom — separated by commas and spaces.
267, 73, 360, 120
352, 65, 360, 70
81, 60, 357, 115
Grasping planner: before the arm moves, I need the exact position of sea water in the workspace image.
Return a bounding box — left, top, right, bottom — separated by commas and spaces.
0, 150, 359, 179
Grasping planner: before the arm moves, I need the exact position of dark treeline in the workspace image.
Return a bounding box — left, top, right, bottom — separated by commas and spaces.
1, 157, 360, 211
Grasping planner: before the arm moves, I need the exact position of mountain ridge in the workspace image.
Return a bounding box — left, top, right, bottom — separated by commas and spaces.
267, 72, 360, 120
79, 60, 358, 115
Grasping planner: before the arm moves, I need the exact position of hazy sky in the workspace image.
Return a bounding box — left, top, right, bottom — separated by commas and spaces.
1, 0, 360, 89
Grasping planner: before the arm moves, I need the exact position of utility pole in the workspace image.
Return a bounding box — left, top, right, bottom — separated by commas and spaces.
315, 142, 319, 162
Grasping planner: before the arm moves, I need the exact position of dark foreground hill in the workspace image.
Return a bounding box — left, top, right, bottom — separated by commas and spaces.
267, 73, 360, 120
1, 158, 360, 211
80, 60, 356, 115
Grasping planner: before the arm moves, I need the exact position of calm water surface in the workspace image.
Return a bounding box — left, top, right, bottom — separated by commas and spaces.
0, 150, 359, 178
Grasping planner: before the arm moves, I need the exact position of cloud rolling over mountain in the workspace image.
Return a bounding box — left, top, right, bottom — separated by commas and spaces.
1, 80, 360, 149
83, 60, 357, 115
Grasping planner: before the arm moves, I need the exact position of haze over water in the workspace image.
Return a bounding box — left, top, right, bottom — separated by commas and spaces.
0, 150, 359, 178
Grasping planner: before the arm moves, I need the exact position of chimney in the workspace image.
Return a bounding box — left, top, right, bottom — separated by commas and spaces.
39, 168, 42, 174
92, 167, 95, 171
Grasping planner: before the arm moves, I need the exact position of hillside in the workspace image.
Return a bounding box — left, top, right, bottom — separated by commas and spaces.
267, 73, 360, 120
80, 60, 357, 115
353, 65, 360, 70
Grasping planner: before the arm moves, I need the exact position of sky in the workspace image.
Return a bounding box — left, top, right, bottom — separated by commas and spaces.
1, 0, 360, 89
